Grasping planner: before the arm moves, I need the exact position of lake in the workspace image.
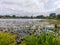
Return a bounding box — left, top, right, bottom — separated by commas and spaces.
0, 19, 56, 38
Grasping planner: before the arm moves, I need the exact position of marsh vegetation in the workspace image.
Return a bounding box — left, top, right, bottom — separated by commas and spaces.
0, 19, 60, 45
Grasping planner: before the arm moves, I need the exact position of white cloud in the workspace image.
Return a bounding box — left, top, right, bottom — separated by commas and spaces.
0, 0, 60, 16
54, 1, 60, 8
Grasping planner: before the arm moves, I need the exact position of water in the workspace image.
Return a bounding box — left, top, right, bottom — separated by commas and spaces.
0, 19, 55, 38
0, 19, 44, 28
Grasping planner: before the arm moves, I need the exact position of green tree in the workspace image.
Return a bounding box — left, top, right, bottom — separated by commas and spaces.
49, 13, 56, 19
57, 14, 60, 19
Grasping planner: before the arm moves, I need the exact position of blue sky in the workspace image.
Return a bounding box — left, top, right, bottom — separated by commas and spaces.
0, 0, 60, 16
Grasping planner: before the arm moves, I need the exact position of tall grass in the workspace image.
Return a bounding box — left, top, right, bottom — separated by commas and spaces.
20, 32, 60, 45
0, 32, 16, 45
0, 32, 60, 45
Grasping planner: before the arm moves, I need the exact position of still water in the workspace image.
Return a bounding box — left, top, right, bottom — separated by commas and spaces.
0, 19, 55, 38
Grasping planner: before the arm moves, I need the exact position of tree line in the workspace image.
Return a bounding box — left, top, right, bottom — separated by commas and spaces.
0, 13, 60, 19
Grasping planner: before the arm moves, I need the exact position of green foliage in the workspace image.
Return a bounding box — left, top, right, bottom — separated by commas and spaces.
53, 36, 60, 45
20, 32, 60, 45
0, 32, 60, 45
0, 32, 16, 45
20, 35, 38, 45
38, 32, 54, 45
57, 14, 60, 19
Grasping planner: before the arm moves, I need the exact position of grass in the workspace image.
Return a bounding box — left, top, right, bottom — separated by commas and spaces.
0, 32, 16, 45
45, 19, 60, 24
0, 31, 60, 45
20, 32, 60, 45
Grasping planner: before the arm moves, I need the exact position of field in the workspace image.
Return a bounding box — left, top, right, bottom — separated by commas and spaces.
0, 19, 60, 45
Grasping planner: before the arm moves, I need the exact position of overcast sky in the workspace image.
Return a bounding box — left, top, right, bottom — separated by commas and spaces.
0, 0, 60, 16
